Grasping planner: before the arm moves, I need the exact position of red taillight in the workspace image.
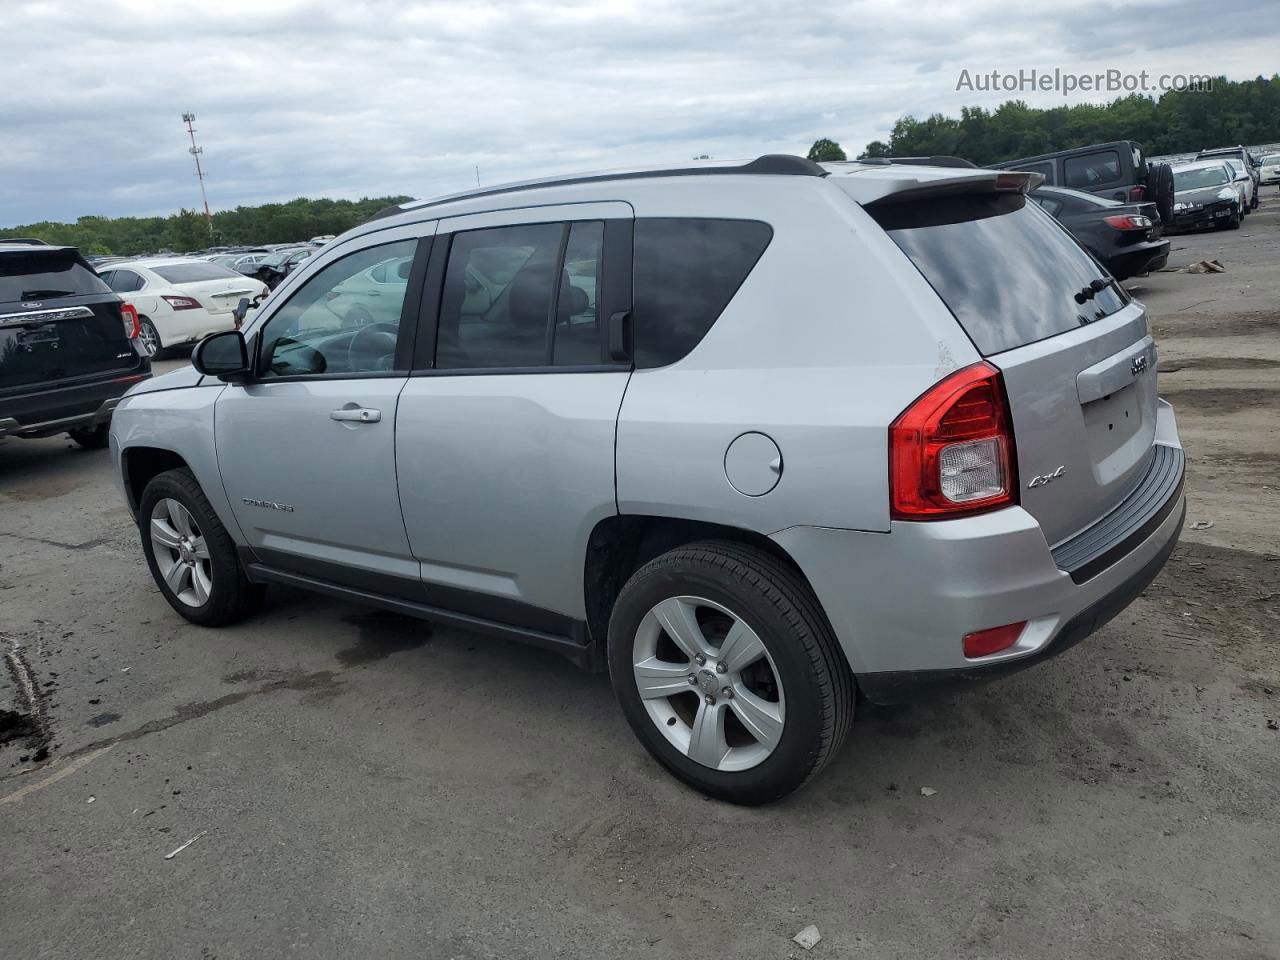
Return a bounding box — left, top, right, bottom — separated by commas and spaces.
963, 621, 1026, 658
1104, 214, 1152, 230
889, 361, 1017, 519
1128, 185, 1146, 202
162, 294, 201, 311
121, 303, 140, 339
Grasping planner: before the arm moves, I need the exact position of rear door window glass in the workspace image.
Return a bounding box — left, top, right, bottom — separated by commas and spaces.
632, 218, 772, 368
1064, 151, 1122, 189
108, 270, 144, 293
870, 193, 1127, 355
552, 221, 604, 366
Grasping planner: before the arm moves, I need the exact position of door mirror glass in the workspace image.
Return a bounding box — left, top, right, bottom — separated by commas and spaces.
192, 330, 249, 381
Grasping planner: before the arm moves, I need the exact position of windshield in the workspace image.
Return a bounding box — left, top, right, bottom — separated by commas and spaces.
870, 192, 1126, 356
151, 262, 241, 284
1222, 159, 1242, 176
1174, 166, 1229, 190
0, 249, 111, 303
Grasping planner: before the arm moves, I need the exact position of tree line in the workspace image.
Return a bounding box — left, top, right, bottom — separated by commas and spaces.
1, 195, 411, 256
807, 74, 1280, 166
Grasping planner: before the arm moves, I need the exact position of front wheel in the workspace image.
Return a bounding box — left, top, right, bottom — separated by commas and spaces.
608, 541, 854, 805
138, 468, 264, 626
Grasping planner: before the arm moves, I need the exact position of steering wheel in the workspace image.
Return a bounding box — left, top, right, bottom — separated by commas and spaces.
346, 322, 398, 372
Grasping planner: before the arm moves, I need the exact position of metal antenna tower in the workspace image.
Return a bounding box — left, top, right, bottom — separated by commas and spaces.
181, 112, 213, 231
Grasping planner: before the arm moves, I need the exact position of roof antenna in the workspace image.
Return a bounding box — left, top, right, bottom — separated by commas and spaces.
475, 165, 481, 187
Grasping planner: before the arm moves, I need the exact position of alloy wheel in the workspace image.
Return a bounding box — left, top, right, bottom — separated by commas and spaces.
631, 595, 785, 772
138, 321, 159, 358
149, 498, 212, 607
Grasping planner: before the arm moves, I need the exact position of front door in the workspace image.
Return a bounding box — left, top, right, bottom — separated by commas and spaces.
216, 228, 432, 593
395, 203, 633, 626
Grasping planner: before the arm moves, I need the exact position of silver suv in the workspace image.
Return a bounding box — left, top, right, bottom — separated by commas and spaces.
111, 156, 1185, 804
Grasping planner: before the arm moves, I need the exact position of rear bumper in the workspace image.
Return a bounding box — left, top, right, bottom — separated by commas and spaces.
773, 403, 1184, 705
0, 369, 150, 438
1106, 239, 1170, 279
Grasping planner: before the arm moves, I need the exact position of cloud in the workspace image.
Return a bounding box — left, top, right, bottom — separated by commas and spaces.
2, 0, 1276, 225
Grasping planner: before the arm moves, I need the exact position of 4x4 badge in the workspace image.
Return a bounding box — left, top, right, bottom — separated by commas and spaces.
1027, 465, 1066, 489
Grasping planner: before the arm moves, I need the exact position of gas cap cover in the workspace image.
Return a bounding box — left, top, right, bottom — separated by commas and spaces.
724, 432, 783, 497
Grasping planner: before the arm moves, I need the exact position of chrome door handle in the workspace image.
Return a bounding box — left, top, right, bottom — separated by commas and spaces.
330, 407, 381, 423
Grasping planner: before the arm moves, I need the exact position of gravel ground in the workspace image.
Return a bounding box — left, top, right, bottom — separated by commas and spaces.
3, 193, 1279, 960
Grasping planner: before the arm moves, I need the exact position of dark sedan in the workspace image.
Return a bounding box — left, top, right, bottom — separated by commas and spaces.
1030, 186, 1170, 280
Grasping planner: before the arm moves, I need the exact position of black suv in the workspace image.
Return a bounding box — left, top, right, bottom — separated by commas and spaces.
996, 140, 1175, 228
0, 244, 150, 448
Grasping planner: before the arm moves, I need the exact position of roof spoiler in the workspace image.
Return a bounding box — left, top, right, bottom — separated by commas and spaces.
865, 170, 1045, 205
862, 155, 977, 169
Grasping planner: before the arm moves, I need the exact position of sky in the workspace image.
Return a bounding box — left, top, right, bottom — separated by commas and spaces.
3, 0, 1277, 226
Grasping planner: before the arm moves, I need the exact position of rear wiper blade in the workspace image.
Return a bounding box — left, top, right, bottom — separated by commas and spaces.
1073, 277, 1113, 304
20, 289, 77, 298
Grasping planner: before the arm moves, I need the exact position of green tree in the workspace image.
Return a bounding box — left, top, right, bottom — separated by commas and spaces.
807, 138, 847, 162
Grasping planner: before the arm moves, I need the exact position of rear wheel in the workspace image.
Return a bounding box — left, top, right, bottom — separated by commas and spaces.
608, 541, 853, 804
68, 423, 110, 449
138, 317, 164, 359
139, 468, 264, 626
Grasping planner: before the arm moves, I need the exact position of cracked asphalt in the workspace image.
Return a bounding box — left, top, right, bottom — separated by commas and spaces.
3, 196, 1279, 959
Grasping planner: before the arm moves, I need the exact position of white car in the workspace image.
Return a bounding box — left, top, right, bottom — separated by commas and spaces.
1260, 153, 1280, 186
1221, 158, 1254, 214
98, 259, 268, 358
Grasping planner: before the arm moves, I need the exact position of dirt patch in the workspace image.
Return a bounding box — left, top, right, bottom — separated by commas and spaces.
336, 610, 431, 667
1151, 311, 1280, 338
0, 709, 39, 747
1158, 387, 1280, 416
2, 636, 53, 763
1159, 356, 1280, 372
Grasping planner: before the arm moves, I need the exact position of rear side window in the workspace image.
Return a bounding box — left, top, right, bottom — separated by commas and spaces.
632, 218, 772, 368
151, 262, 240, 284
107, 270, 144, 293
0, 250, 110, 303
871, 193, 1128, 356
1064, 151, 1122, 189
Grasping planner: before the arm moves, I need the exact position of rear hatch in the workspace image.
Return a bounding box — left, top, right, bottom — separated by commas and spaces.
148, 261, 263, 316
868, 188, 1158, 546
1, 248, 144, 394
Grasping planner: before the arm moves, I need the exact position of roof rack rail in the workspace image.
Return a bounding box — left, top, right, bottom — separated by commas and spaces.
368, 154, 828, 222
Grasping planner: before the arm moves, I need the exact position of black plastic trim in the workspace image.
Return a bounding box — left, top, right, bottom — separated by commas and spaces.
240, 548, 596, 668
858, 499, 1184, 705
1052, 444, 1184, 584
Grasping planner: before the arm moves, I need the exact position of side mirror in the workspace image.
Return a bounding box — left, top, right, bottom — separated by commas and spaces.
192, 330, 250, 382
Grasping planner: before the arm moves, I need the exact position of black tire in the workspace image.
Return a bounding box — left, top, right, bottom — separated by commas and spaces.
1223, 206, 1241, 230
139, 317, 166, 360
138, 468, 264, 626
607, 540, 854, 805
68, 423, 110, 449
1148, 162, 1175, 228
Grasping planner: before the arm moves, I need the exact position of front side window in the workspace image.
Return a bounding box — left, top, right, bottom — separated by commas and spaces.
1064, 151, 1121, 189
256, 239, 418, 378
435, 221, 605, 370
631, 218, 773, 368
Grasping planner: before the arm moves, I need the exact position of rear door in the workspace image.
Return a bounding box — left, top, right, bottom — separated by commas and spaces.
395, 202, 633, 624
870, 190, 1159, 545
0, 248, 143, 395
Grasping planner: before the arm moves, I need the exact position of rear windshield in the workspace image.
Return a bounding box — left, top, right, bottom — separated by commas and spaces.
870, 192, 1127, 355
0, 250, 111, 303
1174, 166, 1229, 190
151, 262, 240, 284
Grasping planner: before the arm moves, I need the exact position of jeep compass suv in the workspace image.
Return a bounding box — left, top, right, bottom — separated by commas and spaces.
110, 156, 1185, 804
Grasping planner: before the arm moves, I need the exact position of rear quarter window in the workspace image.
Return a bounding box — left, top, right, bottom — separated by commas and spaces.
632, 218, 772, 368
1064, 151, 1123, 189
870, 192, 1128, 355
